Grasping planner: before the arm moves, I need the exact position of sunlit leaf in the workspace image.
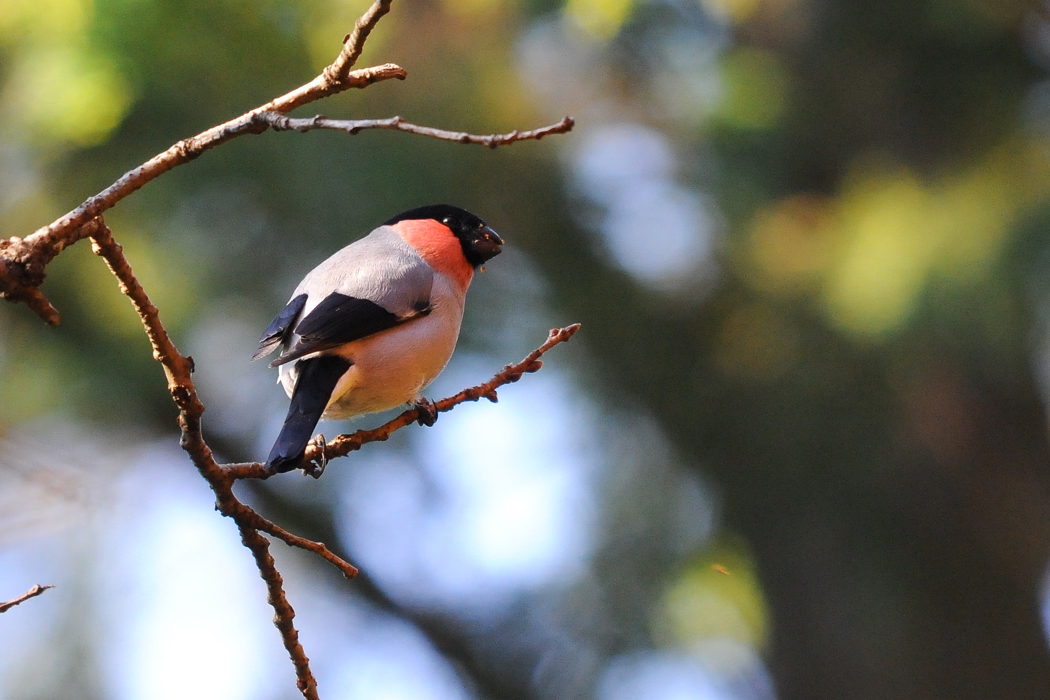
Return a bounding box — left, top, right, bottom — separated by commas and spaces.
565, 0, 634, 39
2, 45, 133, 146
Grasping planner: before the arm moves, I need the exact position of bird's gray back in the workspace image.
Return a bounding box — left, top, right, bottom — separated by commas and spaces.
294, 225, 434, 316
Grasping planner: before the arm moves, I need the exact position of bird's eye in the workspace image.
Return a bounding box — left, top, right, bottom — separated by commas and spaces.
442, 217, 451, 225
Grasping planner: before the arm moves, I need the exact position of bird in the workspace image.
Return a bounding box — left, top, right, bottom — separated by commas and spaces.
252, 204, 504, 473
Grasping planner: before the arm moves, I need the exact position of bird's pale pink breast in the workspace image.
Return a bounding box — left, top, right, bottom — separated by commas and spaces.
392, 219, 473, 292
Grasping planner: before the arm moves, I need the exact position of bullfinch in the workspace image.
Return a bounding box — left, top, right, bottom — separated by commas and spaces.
252, 204, 504, 472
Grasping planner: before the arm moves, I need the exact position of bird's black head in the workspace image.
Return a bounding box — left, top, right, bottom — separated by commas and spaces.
385, 204, 503, 268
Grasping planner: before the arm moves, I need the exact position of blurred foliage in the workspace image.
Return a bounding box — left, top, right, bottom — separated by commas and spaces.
0, 0, 133, 147
4, 0, 1050, 699
657, 539, 769, 649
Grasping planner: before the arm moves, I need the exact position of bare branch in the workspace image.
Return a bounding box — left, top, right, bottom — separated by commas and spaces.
0, 270, 60, 326
0, 218, 103, 325
224, 499, 359, 579
89, 219, 324, 698
238, 524, 319, 700
316, 323, 582, 461
329, 0, 395, 80
0, 584, 54, 613
1, 60, 409, 325
225, 324, 582, 481
89, 223, 198, 411
259, 113, 575, 148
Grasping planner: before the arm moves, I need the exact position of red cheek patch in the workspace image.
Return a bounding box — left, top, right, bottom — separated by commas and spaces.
393, 219, 474, 292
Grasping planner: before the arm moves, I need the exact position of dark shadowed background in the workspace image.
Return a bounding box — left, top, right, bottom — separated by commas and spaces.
3, 0, 1050, 698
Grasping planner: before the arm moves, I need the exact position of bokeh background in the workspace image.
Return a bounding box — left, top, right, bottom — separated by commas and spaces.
3, 0, 1050, 698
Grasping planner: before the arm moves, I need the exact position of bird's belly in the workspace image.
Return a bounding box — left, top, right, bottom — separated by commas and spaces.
321, 310, 460, 419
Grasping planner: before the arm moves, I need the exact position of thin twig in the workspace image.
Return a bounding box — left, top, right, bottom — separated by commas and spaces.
238, 523, 318, 698
0, 584, 54, 613
0, 218, 103, 325
259, 113, 575, 148
224, 499, 359, 579
225, 323, 582, 481
329, 0, 394, 80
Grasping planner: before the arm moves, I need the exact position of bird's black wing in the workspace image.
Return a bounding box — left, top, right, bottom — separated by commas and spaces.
252, 293, 308, 362
268, 292, 430, 368
265, 354, 353, 472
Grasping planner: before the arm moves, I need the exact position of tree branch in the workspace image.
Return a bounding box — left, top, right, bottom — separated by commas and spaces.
0, 218, 103, 325
223, 497, 359, 579
237, 523, 318, 698
329, 0, 394, 80
258, 113, 575, 148
88, 220, 323, 699
0, 584, 54, 613
224, 323, 582, 481
27, 61, 408, 250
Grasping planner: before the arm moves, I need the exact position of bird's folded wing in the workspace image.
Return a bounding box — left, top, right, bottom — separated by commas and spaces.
268, 292, 431, 368
255, 227, 435, 367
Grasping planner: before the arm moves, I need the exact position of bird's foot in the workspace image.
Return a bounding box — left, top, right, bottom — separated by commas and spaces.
303, 434, 329, 479
413, 397, 438, 427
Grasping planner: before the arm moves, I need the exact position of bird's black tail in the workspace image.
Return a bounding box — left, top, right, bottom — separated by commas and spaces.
266, 355, 352, 472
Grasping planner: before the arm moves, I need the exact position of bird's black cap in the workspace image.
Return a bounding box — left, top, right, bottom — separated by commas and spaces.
385, 204, 503, 268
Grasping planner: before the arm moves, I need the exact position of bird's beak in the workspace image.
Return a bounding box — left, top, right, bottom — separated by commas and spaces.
470, 225, 504, 265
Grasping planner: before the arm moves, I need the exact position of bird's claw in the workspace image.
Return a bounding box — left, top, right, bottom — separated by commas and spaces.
303, 434, 329, 479
414, 398, 438, 427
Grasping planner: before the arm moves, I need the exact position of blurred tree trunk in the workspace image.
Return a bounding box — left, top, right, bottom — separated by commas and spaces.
705, 332, 1050, 700
555, 260, 1050, 698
